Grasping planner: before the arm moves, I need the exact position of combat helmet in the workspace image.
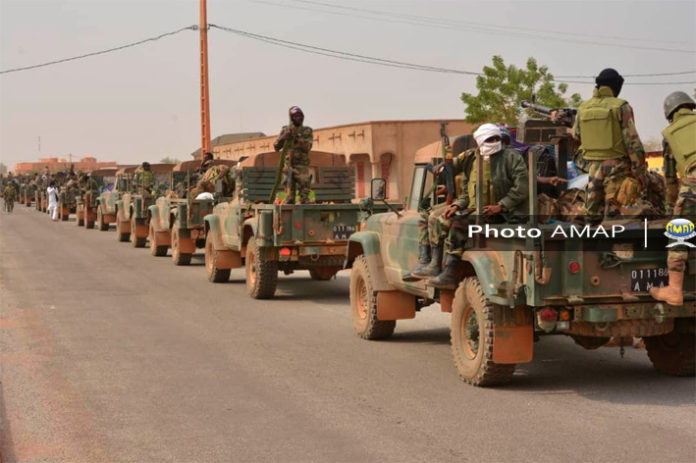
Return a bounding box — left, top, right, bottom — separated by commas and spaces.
663, 91, 696, 120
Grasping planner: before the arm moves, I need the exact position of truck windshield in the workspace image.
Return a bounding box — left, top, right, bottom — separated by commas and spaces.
408, 165, 429, 211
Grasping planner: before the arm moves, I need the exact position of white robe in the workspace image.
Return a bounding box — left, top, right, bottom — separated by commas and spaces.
47, 186, 59, 220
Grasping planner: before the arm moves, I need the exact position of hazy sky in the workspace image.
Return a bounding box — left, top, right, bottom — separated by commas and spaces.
1, 0, 695, 169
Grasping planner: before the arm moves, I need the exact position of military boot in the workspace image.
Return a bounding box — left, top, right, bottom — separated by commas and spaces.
403, 244, 431, 282
411, 245, 443, 279
650, 271, 684, 306
428, 255, 460, 289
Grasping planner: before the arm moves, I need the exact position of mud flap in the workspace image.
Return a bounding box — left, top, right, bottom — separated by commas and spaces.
492, 307, 534, 364
376, 291, 416, 320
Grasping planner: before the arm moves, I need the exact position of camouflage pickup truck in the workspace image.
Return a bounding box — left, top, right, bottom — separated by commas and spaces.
96, 166, 137, 232
203, 151, 393, 299
115, 163, 175, 246
345, 137, 695, 386
76, 168, 117, 229
148, 160, 237, 264
20, 181, 36, 207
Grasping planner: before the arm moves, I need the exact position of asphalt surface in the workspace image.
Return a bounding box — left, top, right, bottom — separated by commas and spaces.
1, 206, 695, 463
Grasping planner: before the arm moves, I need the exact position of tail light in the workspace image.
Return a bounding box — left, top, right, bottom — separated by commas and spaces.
568, 261, 581, 274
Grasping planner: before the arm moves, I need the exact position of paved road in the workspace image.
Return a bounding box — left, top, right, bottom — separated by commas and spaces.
1, 206, 695, 463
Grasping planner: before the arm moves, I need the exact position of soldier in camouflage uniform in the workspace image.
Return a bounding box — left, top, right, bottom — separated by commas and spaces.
273, 106, 313, 204
573, 68, 647, 222
3, 181, 16, 212
407, 148, 476, 280
429, 124, 529, 288
134, 162, 155, 195
650, 91, 696, 306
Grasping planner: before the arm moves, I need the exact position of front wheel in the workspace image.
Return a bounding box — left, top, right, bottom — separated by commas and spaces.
245, 240, 277, 299
644, 320, 695, 377
205, 233, 230, 283
349, 255, 395, 340
450, 277, 515, 386
171, 227, 192, 266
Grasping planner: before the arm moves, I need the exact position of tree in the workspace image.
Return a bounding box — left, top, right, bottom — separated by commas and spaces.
461, 55, 582, 126
160, 157, 180, 164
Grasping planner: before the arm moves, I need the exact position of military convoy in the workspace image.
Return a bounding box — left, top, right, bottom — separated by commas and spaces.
17, 122, 695, 387
95, 166, 137, 232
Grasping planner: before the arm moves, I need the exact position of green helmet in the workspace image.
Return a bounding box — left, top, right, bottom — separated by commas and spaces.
663, 91, 696, 120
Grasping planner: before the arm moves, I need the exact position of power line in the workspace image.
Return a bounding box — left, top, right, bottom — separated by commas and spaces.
210, 24, 696, 86
292, 0, 693, 47
0, 26, 197, 75
249, 0, 696, 55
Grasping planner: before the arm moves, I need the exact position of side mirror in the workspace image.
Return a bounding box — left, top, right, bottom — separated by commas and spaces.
371, 178, 386, 201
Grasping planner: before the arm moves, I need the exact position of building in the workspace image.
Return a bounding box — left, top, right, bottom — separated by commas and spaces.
190, 132, 267, 159
205, 120, 474, 200
13, 156, 117, 174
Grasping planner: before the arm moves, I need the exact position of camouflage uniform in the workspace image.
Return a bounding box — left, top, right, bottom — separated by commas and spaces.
191, 164, 236, 198
573, 86, 646, 221
3, 183, 16, 212
274, 119, 313, 204
134, 166, 154, 195
662, 115, 696, 273
446, 148, 529, 258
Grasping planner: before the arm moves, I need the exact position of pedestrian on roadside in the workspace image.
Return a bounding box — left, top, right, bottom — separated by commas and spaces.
47, 180, 59, 221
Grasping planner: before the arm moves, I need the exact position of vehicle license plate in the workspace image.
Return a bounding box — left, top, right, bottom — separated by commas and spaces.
631, 267, 669, 292
333, 225, 356, 240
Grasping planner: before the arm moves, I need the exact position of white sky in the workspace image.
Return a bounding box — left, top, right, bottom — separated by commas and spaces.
1, 0, 695, 170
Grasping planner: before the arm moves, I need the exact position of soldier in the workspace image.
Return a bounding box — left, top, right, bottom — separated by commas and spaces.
408, 147, 476, 280
134, 162, 155, 195
3, 180, 16, 212
273, 106, 313, 204
429, 124, 529, 288
650, 91, 696, 306
573, 68, 647, 222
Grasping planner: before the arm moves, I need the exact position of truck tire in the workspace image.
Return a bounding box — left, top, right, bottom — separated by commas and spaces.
450, 277, 515, 386
116, 219, 130, 242
309, 267, 339, 281
205, 233, 230, 283
97, 207, 109, 231
85, 213, 95, 229
644, 321, 695, 377
130, 217, 146, 247
350, 255, 395, 340
171, 227, 192, 266
149, 223, 168, 257
245, 240, 277, 299
76, 210, 84, 227
61, 207, 69, 221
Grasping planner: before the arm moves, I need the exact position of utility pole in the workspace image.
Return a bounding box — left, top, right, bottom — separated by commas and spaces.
38, 136, 41, 154
199, 0, 212, 158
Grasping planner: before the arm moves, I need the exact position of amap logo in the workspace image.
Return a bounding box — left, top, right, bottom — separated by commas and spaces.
665, 218, 696, 248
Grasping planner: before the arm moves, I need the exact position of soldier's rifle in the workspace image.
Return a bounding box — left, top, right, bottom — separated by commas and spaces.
521, 101, 577, 128
269, 135, 291, 203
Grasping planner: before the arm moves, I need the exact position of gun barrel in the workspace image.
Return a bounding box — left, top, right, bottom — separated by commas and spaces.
521, 101, 553, 114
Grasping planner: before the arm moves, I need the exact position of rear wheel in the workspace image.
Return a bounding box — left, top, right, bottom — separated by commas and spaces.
349, 255, 395, 340
97, 206, 109, 231
149, 223, 168, 256
205, 233, 230, 283
451, 277, 515, 386
61, 207, 69, 221
171, 227, 191, 266
570, 335, 610, 350
644, 320, 695, 377
245, 240, 277, 299
309, 266, 339, 281
116, 219, 130, 242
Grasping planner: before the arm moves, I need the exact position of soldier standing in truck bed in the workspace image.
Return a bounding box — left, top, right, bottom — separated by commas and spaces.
273, 106, 313, 204
650, 91, 696, 307
573, 68, 647, 222
134, 162, 154, 195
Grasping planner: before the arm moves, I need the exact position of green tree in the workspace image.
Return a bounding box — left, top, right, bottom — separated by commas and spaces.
461, 55, 582, 126
160, 157, 180, 164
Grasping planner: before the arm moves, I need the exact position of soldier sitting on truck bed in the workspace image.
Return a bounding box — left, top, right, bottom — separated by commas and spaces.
429, 123, 530, 288
190, 153, 236, 199
134, 162, 154, 195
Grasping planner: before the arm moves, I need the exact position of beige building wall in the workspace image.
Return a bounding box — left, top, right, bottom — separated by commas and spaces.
210, 120, 474, 200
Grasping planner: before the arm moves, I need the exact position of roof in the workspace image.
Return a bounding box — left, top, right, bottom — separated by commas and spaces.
190, 132, 267, 158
